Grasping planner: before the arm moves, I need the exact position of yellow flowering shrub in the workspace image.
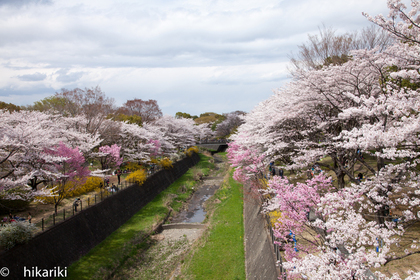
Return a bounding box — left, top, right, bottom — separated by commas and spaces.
185, 146, 199, 157
259, 177, 269, 189
126, 169, 147, 185
36, 177, 103, 204
158, 157, 173, 169
69, 177, 103, 197
268, 210, 283, 227
126, 162, 142, 171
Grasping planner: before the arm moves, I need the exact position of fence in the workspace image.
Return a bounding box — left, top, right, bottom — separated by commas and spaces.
266, 215, 287, 279
35, 180, 129, 233
33, 165, 167, 234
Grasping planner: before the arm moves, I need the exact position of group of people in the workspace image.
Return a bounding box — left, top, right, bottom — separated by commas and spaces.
1, 212, 32, 226
147, 164, 156, 175
107, 183, 119, 193
267, 162, 284, 180
306, 164, 323, 179
103, 169, 124, 188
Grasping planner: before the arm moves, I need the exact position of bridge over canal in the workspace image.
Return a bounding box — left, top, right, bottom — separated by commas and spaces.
196, 142, 229, 154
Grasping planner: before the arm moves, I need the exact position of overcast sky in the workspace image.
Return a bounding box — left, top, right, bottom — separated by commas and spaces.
0, 0, 396, 116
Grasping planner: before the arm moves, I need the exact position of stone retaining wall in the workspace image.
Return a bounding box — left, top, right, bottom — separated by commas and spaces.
244, 184, 279, 280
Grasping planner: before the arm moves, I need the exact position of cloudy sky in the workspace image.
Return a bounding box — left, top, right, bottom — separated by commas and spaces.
0, 0, 396, 116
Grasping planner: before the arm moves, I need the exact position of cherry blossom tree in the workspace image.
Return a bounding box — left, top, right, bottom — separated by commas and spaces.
0, 95, 202, 207
0, 111, 67, 200
363, 0, 420, 46
195, 123, 214, 143
118, 121, 155, 164
151, 115, 197, 151
45, 142, 91, 213
97, 144, 123, 170
227, 137, 267, 191
57, 114, 102, 157
117, 115, 201, 164
142, 123, 175, 156
228, 1, 420, 278
0, 110, 101, 201
215, 111, 245, 139
148, 139, 161, 157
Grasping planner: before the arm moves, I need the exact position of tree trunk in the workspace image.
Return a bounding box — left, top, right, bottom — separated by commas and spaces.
377, 156, 385, 172
336, 170, 346, 189
29, 178, 37, 191
376, 203, 388, 225
331, 152, 346, 188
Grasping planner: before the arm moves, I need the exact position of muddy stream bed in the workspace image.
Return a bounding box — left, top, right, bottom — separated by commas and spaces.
170, 181, 220, 224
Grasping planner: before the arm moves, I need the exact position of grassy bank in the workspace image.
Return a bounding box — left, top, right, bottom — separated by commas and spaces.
67, 153, 214, 280
177, 168, 245, 280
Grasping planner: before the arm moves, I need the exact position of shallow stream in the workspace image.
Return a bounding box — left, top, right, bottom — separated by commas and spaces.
171, 183, 219, 223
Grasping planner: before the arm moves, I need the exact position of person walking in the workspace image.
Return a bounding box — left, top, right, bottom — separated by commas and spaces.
116, 169, 122, 185
73, 198, 80, 213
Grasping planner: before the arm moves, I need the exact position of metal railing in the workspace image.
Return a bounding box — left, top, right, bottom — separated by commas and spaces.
266, 215, 287, 279
33, 165, 166, 234
35, 180, 130, 233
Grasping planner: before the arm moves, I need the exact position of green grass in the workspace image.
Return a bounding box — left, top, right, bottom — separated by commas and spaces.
112, 235, 190, 279
218, 151, 227, 158
178, 169, 245, 280
67, 153, 214, 280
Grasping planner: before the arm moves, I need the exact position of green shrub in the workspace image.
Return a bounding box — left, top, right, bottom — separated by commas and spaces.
0, 221, 36, 250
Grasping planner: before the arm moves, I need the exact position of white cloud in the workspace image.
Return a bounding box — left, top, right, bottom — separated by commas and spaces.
55, 69, 85, 83
0, 0, 404, 114
17, 72, 47, 81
